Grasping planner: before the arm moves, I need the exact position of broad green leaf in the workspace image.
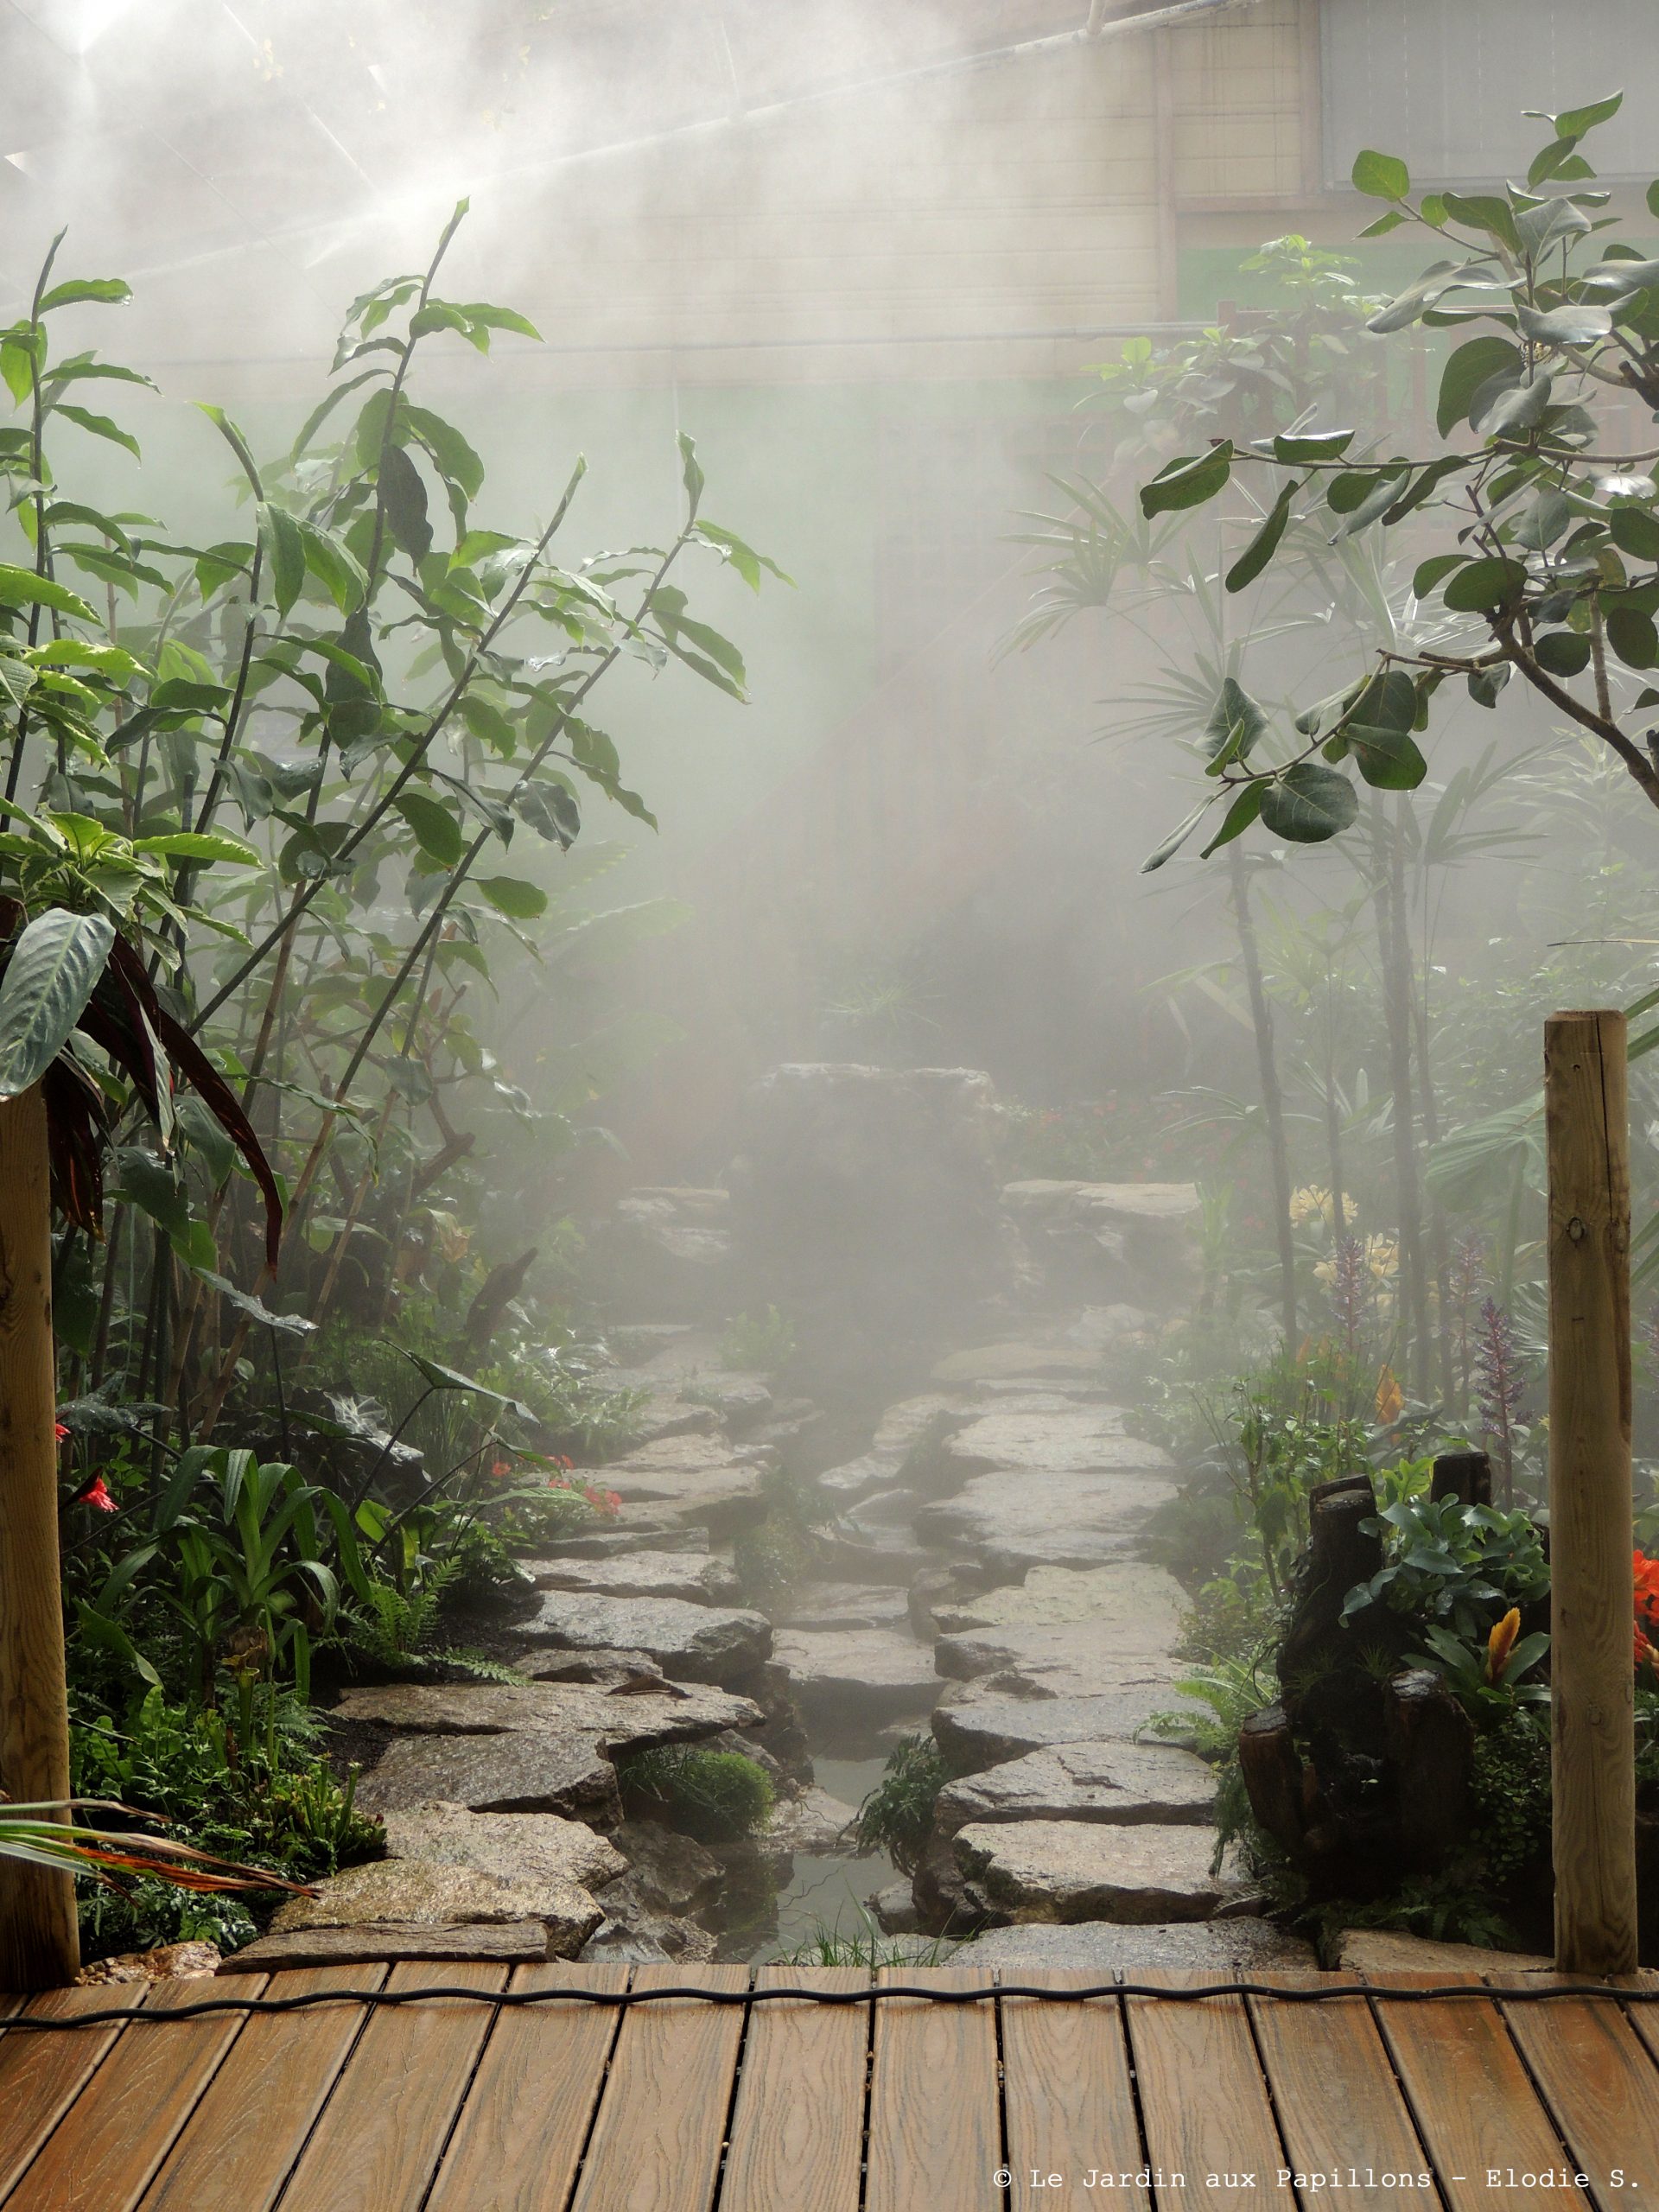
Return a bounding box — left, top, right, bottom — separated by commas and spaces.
1140, 442, 1233, 518
1258, 764, 1358, 844
1532, 629, 1592, 677
475, 874, 549, 919
195, 403, 264, 496
1439, 193, 1520, 252
1268, 429, 1353, 464
257, 502, 307, 620
1607, 607, 1659, 668
38, 277, 130, 312
0, 909, 116, 1098
1466, 664, 1511, 709
1545, 91, 1624, 139
1514, 198, 1593, 260
0, 563, 97, 623
401, 404, 484, 499
1334, 471, 1410, 537
1474, 372, 1554, 440
378, 442, 433, 560
401, 1347, 531, 1416
513, 776, 581, 847
52, 404, 139, 460
1412, 555, 1465, 600
28, 639, 144, 683
1352, 149, 1409, 200
1442, 556, 1526, 613
1140, 798, 1213, 874
1437, 335, 1522, 437
295, 519, 367, 612
1515, 301, 1611, 347
132, 830, 262, 866
1224, 481, 1295, 592
392, 791, 465, 866
1610, 505, 1659, 561
195, 1271, 317, 1338
1202, 677, 1268, 769
1198, 780, 1264, 858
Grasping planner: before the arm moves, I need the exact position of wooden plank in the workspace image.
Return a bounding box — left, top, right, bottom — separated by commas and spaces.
1001, 1969, 1149, 2209
3, 1974, 265, 2212
0, 1980, 144, 2202
275, 1960, 507, 2212
1619, 1969, 1659, 2066
1123, 1970, 1288, 2212
569, 1963, 747, 2212
719, 1966, 868, 2212
865, 1964, 1001, 2212
138, 1964, 387, 2212
1493, 1977, 1659, 2204
1369, 1975, 1592, 2209
1246, 1974, 1444, 2206
425, 1962, 631, 2212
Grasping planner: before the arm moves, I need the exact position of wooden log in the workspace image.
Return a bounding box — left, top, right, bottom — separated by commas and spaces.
1430, 1448, 1492, 1508
0, 1086, 79, 1987
1545, 1009, 1638, 1976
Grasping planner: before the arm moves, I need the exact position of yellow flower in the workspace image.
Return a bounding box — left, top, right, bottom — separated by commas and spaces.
1288, 1185, 1332, 1225
1363, 1235, 1398, 1280
1374, 1367, 1403, 1425
1485, 1607, 1522, 1684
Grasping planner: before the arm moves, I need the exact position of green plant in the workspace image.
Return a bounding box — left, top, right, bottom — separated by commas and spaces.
616, 1745, 775, 1844
719, 1306, 797, 1373
344, 1565, 524, 1683
1341, 1497, 1550, 1642
853, 1735, 948, 1878
780, 1908, 964, 1968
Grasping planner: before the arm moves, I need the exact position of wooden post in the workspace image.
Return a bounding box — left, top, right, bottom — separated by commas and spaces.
0, 1085, 79, 1988
1545, 1010, 1638, 1976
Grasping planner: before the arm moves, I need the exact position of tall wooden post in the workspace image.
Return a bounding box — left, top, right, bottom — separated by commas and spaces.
1545, 1010, 1638, 1976
0, 1085, 79, 1987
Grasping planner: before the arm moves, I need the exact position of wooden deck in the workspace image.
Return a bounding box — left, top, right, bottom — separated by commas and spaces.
1, 1965, 1657, 2210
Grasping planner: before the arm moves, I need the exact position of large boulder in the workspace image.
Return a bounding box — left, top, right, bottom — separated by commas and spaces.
953, 1820, 1244, 1925
381, 1804, 626, 1892
586, 1186, 734, 1321
266, 1857, 606, 1957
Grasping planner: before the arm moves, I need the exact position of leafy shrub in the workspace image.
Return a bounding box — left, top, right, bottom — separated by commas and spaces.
719, 1306, 797, 1373
854, 1735, 947, 1878
617, 1746, 774, 1843
1342, 1497, 1549, 1642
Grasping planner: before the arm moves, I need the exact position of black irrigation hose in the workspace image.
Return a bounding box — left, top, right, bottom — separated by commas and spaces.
3, 1978, 1656, 2034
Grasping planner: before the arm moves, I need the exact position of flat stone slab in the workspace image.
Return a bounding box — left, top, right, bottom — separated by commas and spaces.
944, 1408, 1147, 1478
817, 1453, 905, 1504
383, 1804, 626, 1893
934, 1618, 1185, 1697
916, 1471, 1178, 1572
334, 1681, 763, 1749
935, 1741, 1214, 1834
964, 1917, 1315, 1973
504, 1592, 771, 1683
765, 1787, 860, 1854
932, 1686, 1203, 1774
524, 1550, 741, 1605
954, 1821, 1239, 1925
772, 1626, 940, 1720
931, 1342, 1105, 1385
268, 1857, 604, 1956
934, 1562, 1187, 1638
779, 1585, 912, 1632
222, 1922, 552, 1971
354, 1732, 623, 1825
1335, 1929, 1554, 1974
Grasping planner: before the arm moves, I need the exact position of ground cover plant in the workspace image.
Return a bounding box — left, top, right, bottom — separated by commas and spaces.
1, 212, 779, 1955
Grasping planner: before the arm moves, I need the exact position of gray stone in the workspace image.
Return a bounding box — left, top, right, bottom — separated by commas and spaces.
764, 1787, 859, 1855
870, 1883, 922, 1936
521, 1649, 670, 1691
528, 1548, 743, 1601
592, 1392, 721, 1447
963, 1918, 1317, 1974
933, 1562, 1186, 1638
934, 1620, 1185, 1699
590, 1434, 770, 1533
505, 1591, 771, 1683
683, 1373, 774, 1425
268, 1856, 604, 1956
1334, 1929, 1553, 1974
779, 1585, 912, 1632
354, 1732, 622, 1825
382, 1804, 626, 1893
934, 1741, 1215, 1834
871, 1394, 976, 1457
954, 1821, 1242, 1925
221, 1923, 551, 1971
772, 1626, 940, 1723
817, 1453, 904, 1505
943, 1406, 1143, 1478
932, 1687, 1203, 1774
930, 1341, 1106, 1386
916, 1470, 1177, 1573
333, 1681, 764, 1750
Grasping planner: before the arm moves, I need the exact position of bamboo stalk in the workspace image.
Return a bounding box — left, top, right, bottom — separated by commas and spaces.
0, 1086, 80, 1986
1545, 1007, 1638, 1976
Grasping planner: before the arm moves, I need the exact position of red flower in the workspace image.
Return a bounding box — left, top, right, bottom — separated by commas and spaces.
490, 1458, 512, 1479
54, 1423, 68, 1442
1632, 1553, 1659, 1671
582, 1484, 621, 1520
76, 1475, 117, 1514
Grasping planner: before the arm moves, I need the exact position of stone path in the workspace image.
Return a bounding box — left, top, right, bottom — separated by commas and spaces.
291, 1173, 1315, 1972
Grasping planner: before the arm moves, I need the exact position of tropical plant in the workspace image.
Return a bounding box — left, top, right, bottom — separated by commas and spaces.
1340, 1495, 1550, 1641
853, 1734, 948, 1878
616, 1745, 775, 1844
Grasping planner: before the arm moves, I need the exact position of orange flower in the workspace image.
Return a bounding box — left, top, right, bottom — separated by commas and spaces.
1374, 1367, 1404, 1427
1485, 1605, 1522, 1684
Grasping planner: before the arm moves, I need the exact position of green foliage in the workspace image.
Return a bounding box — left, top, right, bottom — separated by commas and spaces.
854, 1734, 949, 1878
719, 1306, 798, 1373
780, 1910, 963, 1968
617, 1745, 775, 1843
342, 1562, 525, 1683
1342, 1497, 1550, 1642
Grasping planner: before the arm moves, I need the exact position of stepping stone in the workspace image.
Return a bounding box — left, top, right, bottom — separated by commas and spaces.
916, 1469, 1177, 1573
965, 1918, 1315, 1973
221, 1923, 551, 1971
870, 1394, 976, 1455
267, 1855, 605, 1957
954, 1821, 1241, 1924
931, 1685, 1202, 1774
772, 1625, 940, 1724
524, 1550, 742, 1606
931, 1341, 1104, 1385
817, 1452, 905, 1505
382, 1804, 626, 1893
934, 1741, 1215, 1834
503, 1592, 771, 1684
590, 1392, 721, 1446
334, 1681, 763, 1748
933, 1561, 1187, 1637
1335, 1929, 1553, 1974
764, 1787, 860, 1854
943, 1407, 1143, 1478
779, 1585, 912, 1632
933, 1619, 1185, 1697
870, 1882, 922, 1935
589, 1433, 770, 1533
354, 1732, 623, 1825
